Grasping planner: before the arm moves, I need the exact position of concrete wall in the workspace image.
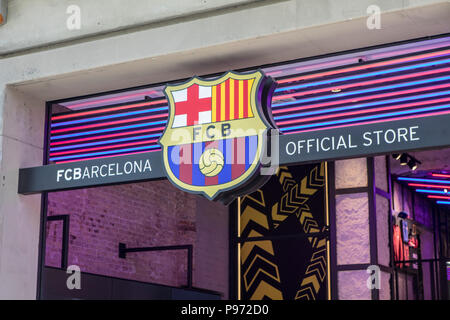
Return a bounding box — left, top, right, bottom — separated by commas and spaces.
0, 87, 45, 299
0, 0, 449, 299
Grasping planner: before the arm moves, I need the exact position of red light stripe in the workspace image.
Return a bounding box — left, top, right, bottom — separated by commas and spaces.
431, 173, 450, 178
408, 183, 450, 189
277, 48, 450, 84
272, 82, 450, 115
277, 96, 450, 126
49, 139, 159, 156
52, 100, 167, 121
54, 150, 157, 164
50, 126, 165, 146
284, 109, 450, 134
51, 113, 168, 134
273, 67, 450, 101
428, 195, 450, 200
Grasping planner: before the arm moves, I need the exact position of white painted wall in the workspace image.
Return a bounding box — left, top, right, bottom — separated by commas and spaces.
0, 0, 448, 299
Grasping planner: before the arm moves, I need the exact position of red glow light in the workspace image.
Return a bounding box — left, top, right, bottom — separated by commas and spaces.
431, 173, 450, 179
408, 183, 450, 189
428, 195, 450, 200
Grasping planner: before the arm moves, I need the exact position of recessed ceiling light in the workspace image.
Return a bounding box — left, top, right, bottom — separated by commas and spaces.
400, 153, 408, 165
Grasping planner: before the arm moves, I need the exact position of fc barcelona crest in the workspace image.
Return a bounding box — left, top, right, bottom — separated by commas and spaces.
159, 70, 277, 203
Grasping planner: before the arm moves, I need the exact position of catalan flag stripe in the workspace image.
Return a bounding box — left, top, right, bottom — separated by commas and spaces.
220, 82, 226, 121
243, 80, 249, 118
225, 80, 230, 121
209, 79, 256, 123
229, 79, 235, 120
234, 80, 239, 120
248, 79, 254, 117
212, 85, 217, 122
239, 80, 244, 119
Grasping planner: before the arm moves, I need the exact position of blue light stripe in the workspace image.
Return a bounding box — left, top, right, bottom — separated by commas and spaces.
415, 189, 450, 195
50, 121, 167, 140
272, 75, 450, 108
397, 177, 450, 184
50, 133, 161, 151
275, 57, 450, 93
49, 145, 160, 161
51, 106, 168, 127
280, 104, 450, 132
436, 201, 450, 205
274, 90, 450, 121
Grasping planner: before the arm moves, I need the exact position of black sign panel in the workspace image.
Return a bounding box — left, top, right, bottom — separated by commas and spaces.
18, 152, 165, 194
278, 114, 450, 165
18, 114, 450, 194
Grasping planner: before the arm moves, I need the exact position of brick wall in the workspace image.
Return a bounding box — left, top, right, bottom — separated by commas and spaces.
45, 179, 229, 298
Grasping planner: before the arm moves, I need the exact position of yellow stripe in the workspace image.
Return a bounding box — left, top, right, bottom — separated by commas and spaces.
220, 82, 226, 121
248, 79, 254, 117
229, 79, 235, 120
212, 85, 216, 122
238, 80, 244, 119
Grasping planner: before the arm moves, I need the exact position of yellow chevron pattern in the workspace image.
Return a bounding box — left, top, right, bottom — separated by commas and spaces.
241, 230, 274, 263
274, 163, 328, 301
240, 163, 327, 300
250, 281, 283, 300
240, 192, 283, 300
276, 166, 296, 192
295, 241, 327, 300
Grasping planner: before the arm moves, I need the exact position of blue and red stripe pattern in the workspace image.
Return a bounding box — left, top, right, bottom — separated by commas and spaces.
49, 99, 168, 163
271, 47, 450, 134
167, 136, 258, 186
49, 37, 450, 164
396, 173, 450, 206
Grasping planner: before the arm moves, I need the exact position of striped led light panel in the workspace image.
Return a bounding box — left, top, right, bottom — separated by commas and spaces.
397, 174, 450, 206
49, 37, 450, 163
49, 99, 168, 163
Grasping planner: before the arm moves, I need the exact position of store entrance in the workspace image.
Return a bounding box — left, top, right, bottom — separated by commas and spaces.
390, 147, 450, 300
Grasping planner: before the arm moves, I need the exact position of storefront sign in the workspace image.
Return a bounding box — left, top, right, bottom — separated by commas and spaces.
18, 73, 450, 196
159, 70, 276, 202
18, 152, 164, 194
